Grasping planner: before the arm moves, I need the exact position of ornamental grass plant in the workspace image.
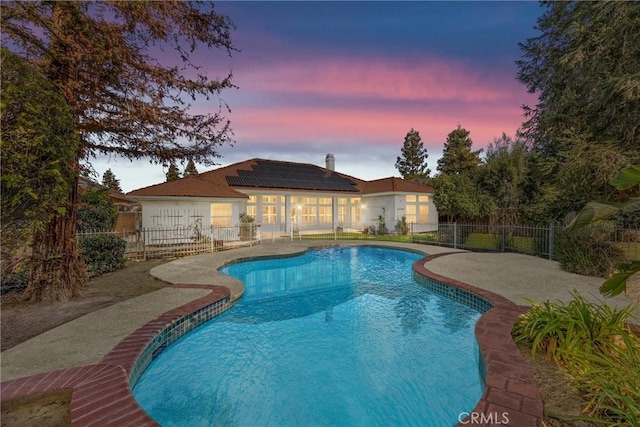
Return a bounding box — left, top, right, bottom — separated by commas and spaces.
513, 292, 639, 426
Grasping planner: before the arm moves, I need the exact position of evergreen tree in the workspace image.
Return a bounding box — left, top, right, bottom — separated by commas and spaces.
395, 129, 430, 180
101, 169, 121, 192
184, 159, 199, 176
2, 2, 235, 301
0, 48, 80, 289
517, 1, 640, 153
166, 163, 181, 182
516, 1, 640, 220
479, 134, 528, 224
437, 125, 482, 176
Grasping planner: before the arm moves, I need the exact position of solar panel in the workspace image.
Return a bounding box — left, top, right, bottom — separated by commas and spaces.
225, 160, 358, 192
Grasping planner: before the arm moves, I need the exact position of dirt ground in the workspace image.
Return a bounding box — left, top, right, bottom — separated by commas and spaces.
1, 259, 170, 352
1, 262, 639, 426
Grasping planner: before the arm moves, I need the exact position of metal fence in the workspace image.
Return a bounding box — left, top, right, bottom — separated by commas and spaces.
286, 222, 640, 262
77, 224, 261, 261
77, 222, 639, 262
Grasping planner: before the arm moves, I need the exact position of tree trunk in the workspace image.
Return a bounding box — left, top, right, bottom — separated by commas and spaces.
23, 176, 87, 302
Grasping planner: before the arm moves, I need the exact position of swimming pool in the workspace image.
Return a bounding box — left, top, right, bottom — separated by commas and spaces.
133, 246, 485, 426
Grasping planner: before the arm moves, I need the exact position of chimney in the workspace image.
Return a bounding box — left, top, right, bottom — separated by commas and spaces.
325, 153, 335, 171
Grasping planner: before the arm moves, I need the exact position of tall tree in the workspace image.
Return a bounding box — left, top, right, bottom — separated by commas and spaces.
0, 48, 80, 288
479, 134, 528, 224
516, 1, 640, 220
184, 158, 199, 176
2, 2, 235, 301
101, 169, 121, 192
437, 125, 482, 176
395, 129, 430, 180
431, 174, 495, 222
517, 1, 640, 153
166, 163, 181, 182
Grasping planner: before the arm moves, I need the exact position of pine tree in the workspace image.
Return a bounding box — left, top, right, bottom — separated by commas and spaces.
166, 163, 181, 182
395, 129, 430, 180
101, 169, 122, 192
184, 159, 198, 176
437, 125, 482, 176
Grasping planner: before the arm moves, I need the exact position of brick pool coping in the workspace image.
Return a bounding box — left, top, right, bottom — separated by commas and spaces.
1, 250, 543, 426
415, 252, 543, 427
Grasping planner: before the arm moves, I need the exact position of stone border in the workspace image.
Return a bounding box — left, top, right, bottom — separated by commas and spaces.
414, 252, 543, 427
1, 248, 543, 426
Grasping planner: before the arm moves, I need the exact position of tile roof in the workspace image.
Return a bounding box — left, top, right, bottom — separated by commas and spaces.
127, 159, 433, 198
128, 175, 248, 198
363, 177, 435, 194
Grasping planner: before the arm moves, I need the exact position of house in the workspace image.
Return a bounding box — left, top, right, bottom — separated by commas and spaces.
127, 155, 437, 239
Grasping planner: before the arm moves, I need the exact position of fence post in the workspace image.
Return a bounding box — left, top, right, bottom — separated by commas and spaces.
334, 227, 337, 241
453, 222, 458, 249
548, 223, 554, 260
501, 223, 506, 252
142, 228, 147, 261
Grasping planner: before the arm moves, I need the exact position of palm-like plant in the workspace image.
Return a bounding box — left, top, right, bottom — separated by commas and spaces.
568, 166, 640, 297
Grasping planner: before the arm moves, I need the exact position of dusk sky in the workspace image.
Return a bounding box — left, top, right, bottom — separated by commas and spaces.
93, 1, 543, 193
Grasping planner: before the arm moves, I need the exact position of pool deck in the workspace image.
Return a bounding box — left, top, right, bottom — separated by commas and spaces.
2, 240, 638, 426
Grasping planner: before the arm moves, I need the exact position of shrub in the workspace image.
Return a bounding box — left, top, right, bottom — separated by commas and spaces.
513, 292, 640, 425
0, 271, 29, 296
555, 225, 625, 277
394, 216, 409, 235
77, 189, 118, 232
239, 213, 256, 241
79, 234, 127, 277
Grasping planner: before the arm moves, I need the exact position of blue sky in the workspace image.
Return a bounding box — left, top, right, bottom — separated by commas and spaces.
92, 1, 543, 192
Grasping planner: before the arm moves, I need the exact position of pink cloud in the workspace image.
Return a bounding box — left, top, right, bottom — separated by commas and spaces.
229, 100, 533, 152
238, 55, 523, 104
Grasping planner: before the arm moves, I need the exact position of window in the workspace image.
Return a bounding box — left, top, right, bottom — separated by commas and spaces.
419, 205, 428, 222
302, 206, 317, 223
319, 206, 332, 223
246, 205, 257, 217
405, 196, 429, 223
338, 206, 347, 223
351, 206, 361, 223
338, 198, 347, 205
318, 198, 332, 205
262, 206, 277, 224
406, 205, 417, 223
248, 195, 257, 203
211, 203, 232, 227
262, 195, 278, 204
302, 197, 317, 205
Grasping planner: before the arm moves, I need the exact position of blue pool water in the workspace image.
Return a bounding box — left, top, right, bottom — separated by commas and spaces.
133, 246, 484, 427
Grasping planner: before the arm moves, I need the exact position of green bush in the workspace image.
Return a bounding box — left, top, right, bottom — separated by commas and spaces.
555, 225, 625, 277
239, 213, 256, 241
464, 232, 501, 249
77, 189, 118, 232
0, 271, 29, 295
79, 234, 127, 277
394, 216, 409, 235
513, 292, 639, 425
